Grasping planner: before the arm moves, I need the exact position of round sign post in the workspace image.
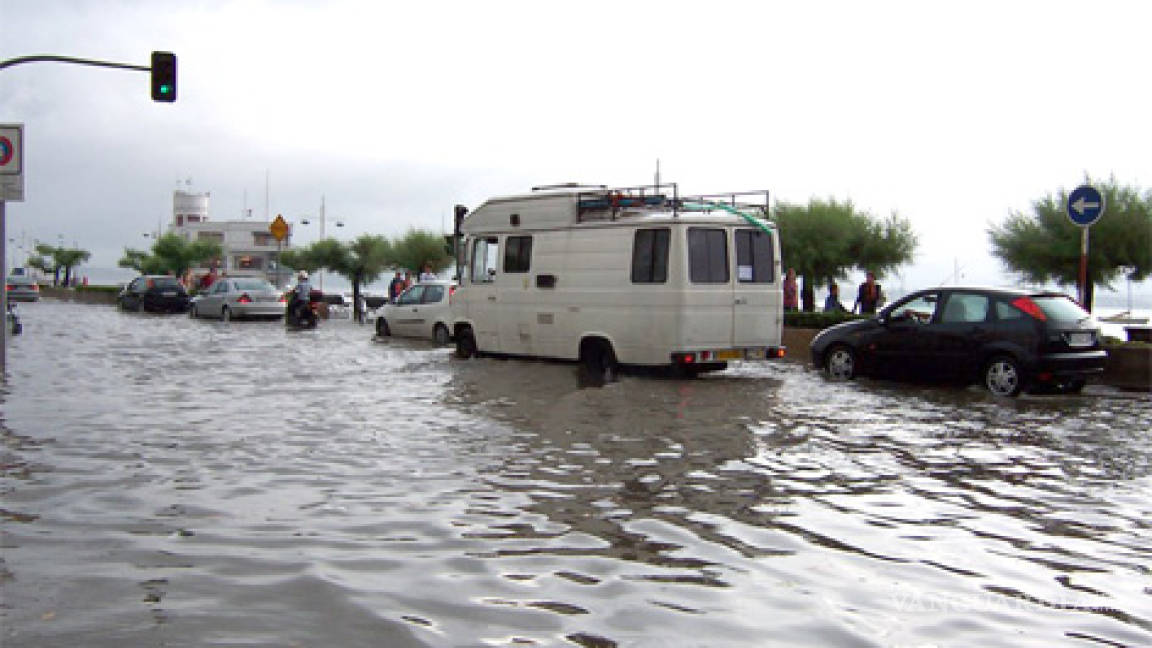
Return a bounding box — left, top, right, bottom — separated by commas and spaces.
1066, 185, 1105, 309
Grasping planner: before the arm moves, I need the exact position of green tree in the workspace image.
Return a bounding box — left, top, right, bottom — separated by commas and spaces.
57, 248, 92, 287
321, 235, 392, 323
31, 243, 62, 285
988, 177, 1151, 311
117, 234, 222, 280
773, 198, 917, 311
390, 228, 452, 276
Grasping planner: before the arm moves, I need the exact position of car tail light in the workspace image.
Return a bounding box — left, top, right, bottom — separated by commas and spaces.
279, 293, 287, 303
146, 279, 155, 289
1012, 297, 1047, 321
4, 284, 11, 292
237, 293, 252, 304
32, 283, 39, 291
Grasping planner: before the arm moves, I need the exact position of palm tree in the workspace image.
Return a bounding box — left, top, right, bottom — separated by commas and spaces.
57, 248, 92, 287
318, 235, 392, 323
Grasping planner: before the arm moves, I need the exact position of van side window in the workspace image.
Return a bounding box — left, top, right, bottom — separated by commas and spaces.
631, 228, 669, 283
735, 229, 774, 283
504, 236, 532, 273
688, 228, 729, 283
471, 237, 499, 283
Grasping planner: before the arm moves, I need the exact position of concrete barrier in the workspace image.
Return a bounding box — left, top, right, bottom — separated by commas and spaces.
39, 285, 119, 305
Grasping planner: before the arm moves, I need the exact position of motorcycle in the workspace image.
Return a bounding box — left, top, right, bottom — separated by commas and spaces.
285, 289, 321, 329
7, 302, 21, 335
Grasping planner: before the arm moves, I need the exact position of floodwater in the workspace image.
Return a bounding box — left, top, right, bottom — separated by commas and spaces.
1, 301, 1149, 648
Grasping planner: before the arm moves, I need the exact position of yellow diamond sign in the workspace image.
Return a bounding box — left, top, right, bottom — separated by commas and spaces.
269, 215, 289, 242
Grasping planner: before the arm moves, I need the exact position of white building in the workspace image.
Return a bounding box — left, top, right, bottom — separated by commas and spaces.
167, 189, 294, 285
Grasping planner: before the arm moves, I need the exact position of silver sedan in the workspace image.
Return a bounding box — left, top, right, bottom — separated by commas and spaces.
190, 277, 285, 321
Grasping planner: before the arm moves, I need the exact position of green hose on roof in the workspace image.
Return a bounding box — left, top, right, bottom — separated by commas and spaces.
687, 201, 775, 236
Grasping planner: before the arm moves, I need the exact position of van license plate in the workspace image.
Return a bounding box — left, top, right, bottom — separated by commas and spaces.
716, 350, 743, 361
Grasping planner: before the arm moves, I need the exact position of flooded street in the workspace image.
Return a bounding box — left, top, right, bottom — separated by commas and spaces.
2, 300, 1150, 647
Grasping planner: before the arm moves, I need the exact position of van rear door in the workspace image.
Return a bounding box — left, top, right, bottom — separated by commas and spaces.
733, 228, 781, 348
685, 227, 734, 350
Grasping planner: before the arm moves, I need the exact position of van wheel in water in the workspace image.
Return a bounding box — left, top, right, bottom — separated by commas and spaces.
824, 345, 856, 380
455, 328, 477, 359
376, 317, 391, 337
984, 355, 1023, 397
433, 323, 450, 345
581, 340, 618, 382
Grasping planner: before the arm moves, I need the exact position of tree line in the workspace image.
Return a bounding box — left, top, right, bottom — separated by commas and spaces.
23, 178, 1152, 314
115, 227, 452, 323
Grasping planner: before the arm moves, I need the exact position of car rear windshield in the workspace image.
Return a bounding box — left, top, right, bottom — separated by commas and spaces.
234, 279, 273, 290
1031, 295, 1090, 322
152, 277, 183, 288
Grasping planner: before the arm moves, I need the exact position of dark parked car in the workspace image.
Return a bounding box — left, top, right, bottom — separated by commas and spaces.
810, 287, 1107, 396
118, 275, 191, 313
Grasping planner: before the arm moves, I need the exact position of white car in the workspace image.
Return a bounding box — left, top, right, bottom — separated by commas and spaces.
374, 280, 455, 344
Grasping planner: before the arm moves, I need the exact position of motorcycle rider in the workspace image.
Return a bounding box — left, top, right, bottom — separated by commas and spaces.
290, 270, 313, 322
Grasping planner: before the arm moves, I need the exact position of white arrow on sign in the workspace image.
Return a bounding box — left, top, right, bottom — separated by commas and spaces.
1071, 196, 1100, 215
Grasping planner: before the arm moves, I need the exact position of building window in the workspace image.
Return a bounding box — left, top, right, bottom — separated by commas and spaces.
688, 228, 729, 283
631, 228, 669, 283
176, 215, 184, 226
197, 231, 224, 243
187, 215, 201, 223
252, 232, 274, 246
504, 236, 532, 273
735, 229, 774, 283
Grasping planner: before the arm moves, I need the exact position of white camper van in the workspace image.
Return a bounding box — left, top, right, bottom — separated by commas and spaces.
450, 183, 785, 376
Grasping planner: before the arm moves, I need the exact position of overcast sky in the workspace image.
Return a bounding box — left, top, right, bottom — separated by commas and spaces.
2, 0, 1149, 299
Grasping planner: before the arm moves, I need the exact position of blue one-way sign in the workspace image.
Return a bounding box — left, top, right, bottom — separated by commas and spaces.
1067, 185, 1105, 226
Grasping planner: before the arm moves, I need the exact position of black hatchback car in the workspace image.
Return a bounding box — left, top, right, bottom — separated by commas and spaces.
810, 287, 1107, 396
118, 275, 191, 313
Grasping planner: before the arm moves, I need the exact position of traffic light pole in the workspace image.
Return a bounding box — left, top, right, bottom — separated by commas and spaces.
0, 52, 175, 102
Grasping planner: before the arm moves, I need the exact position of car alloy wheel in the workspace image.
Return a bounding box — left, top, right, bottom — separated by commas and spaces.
984, 356, 1023, 397
825, 345, 856, 380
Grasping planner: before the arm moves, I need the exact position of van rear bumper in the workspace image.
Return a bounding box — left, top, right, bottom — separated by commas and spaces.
671, 346, 786, 365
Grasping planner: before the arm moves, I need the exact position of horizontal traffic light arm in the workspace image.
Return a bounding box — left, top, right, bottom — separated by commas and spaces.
0, 54, 150, 72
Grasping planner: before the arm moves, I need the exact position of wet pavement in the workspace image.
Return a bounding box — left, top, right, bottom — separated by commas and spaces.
1, 300, 1150, 647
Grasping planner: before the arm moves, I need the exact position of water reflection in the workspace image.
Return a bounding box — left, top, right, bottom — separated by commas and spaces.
1, 301, 1149, 647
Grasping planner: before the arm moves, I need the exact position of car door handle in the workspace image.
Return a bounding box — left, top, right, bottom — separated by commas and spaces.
487, 295, 497, 301
735, 298, 747, 305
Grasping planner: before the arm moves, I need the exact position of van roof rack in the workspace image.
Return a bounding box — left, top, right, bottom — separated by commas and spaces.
532, 182, 608, 191
575, 183, 770, 221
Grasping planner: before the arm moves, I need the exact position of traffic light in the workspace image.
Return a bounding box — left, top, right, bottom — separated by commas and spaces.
150, 51, 177, 102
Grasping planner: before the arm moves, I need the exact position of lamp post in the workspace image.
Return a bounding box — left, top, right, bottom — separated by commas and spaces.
298, 195, 343, 292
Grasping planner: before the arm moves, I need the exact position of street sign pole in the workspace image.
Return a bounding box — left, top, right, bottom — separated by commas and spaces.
1079, 227, 1090, 307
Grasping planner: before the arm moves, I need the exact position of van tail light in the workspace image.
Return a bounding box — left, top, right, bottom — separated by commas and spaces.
237, 293, 253, 304
671, 352, 696, 364
1012, 297, 1047, 321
